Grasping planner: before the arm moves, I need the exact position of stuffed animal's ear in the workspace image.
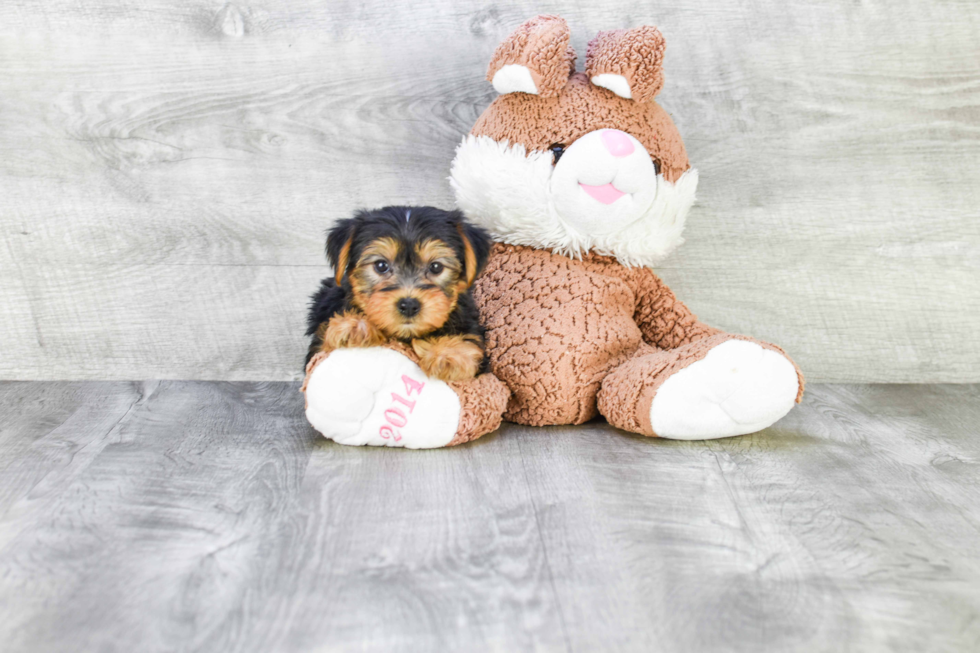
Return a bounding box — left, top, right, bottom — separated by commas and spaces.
325, 216, 358, 284
486, 15, 576, 98
452, 213, 491, 288
585, 26, 666, 103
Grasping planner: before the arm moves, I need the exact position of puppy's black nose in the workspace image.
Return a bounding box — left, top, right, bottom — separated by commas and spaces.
397, 297, 421, 318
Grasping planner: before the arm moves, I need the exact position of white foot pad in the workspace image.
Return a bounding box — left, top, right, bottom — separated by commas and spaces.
649, 340, 799, 440
305, 348, 460, 449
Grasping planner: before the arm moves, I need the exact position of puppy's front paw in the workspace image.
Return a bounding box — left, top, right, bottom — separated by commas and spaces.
413, 335, 483, 382
321, 311, 386, 350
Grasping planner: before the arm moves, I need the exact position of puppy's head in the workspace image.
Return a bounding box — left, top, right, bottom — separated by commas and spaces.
326, 206, 491, 339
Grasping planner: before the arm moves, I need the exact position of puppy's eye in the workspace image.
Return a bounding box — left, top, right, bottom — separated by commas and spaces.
373, 260, 390, 274
428, 262, 444, 275
549, 143, 565, 165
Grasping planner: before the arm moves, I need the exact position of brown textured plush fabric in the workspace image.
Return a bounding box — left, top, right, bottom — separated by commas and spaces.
471, 73, 690, 183
486, 14, 576, 98
474, 243, 642, 425
474, 244, 805, 429
585, 27, 666, 103
301, 341, 510, 446
447, 374, 511, 446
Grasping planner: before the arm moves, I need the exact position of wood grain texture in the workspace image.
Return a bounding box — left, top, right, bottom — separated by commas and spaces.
1, 0, 978, 381
1, 381, 979, 651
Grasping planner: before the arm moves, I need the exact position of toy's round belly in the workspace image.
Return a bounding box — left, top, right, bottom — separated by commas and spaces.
474, 252, 642, 426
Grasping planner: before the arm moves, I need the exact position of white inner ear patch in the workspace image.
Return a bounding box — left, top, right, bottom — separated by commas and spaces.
492, 64, 539, 95
591, 73, 632, 99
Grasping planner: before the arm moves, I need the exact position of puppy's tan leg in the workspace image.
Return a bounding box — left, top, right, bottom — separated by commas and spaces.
412, 335, 484, 382
320, 311, 387, 351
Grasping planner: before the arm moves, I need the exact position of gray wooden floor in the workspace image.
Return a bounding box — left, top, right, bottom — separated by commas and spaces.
1, 382, 978, 652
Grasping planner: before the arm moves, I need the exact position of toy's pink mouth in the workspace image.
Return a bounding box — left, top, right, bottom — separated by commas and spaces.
580, 182, 626, 205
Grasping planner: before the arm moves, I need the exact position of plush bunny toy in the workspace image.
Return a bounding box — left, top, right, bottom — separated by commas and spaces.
303, 14, 803, 447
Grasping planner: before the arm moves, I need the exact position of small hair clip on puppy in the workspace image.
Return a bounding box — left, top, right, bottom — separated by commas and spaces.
306, 206, 492, 382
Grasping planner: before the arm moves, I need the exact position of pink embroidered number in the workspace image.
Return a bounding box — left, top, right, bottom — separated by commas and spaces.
384, 407, 407, 428
378, 374, 426, 442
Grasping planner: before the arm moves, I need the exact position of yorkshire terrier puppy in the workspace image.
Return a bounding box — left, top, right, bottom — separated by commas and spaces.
306, 206, 492, 382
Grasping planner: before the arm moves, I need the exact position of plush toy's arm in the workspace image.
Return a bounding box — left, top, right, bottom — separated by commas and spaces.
630, 267, 721, 350
302, 339, 510, 449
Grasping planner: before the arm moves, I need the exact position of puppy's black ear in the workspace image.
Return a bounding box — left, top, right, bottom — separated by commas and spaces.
326, 216, 358, 284
451, 211, 492, 288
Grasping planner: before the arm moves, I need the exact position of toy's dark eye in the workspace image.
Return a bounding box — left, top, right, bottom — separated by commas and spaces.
653, 159, 661, 175
549, 143, 565, 164
373, 260, 390, 274
428, 262, 444, 275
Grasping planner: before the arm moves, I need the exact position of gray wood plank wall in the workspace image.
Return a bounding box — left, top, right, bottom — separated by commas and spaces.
2, 1, 978, 381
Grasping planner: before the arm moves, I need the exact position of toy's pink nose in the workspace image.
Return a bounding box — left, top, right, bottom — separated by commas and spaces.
600, 129, 635, 157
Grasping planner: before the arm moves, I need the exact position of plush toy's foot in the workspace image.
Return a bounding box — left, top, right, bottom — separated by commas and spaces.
598, 335, 804, 440
302, 345, 509, 449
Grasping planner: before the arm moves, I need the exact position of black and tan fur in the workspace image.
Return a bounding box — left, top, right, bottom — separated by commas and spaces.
306, 206, 492, 382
